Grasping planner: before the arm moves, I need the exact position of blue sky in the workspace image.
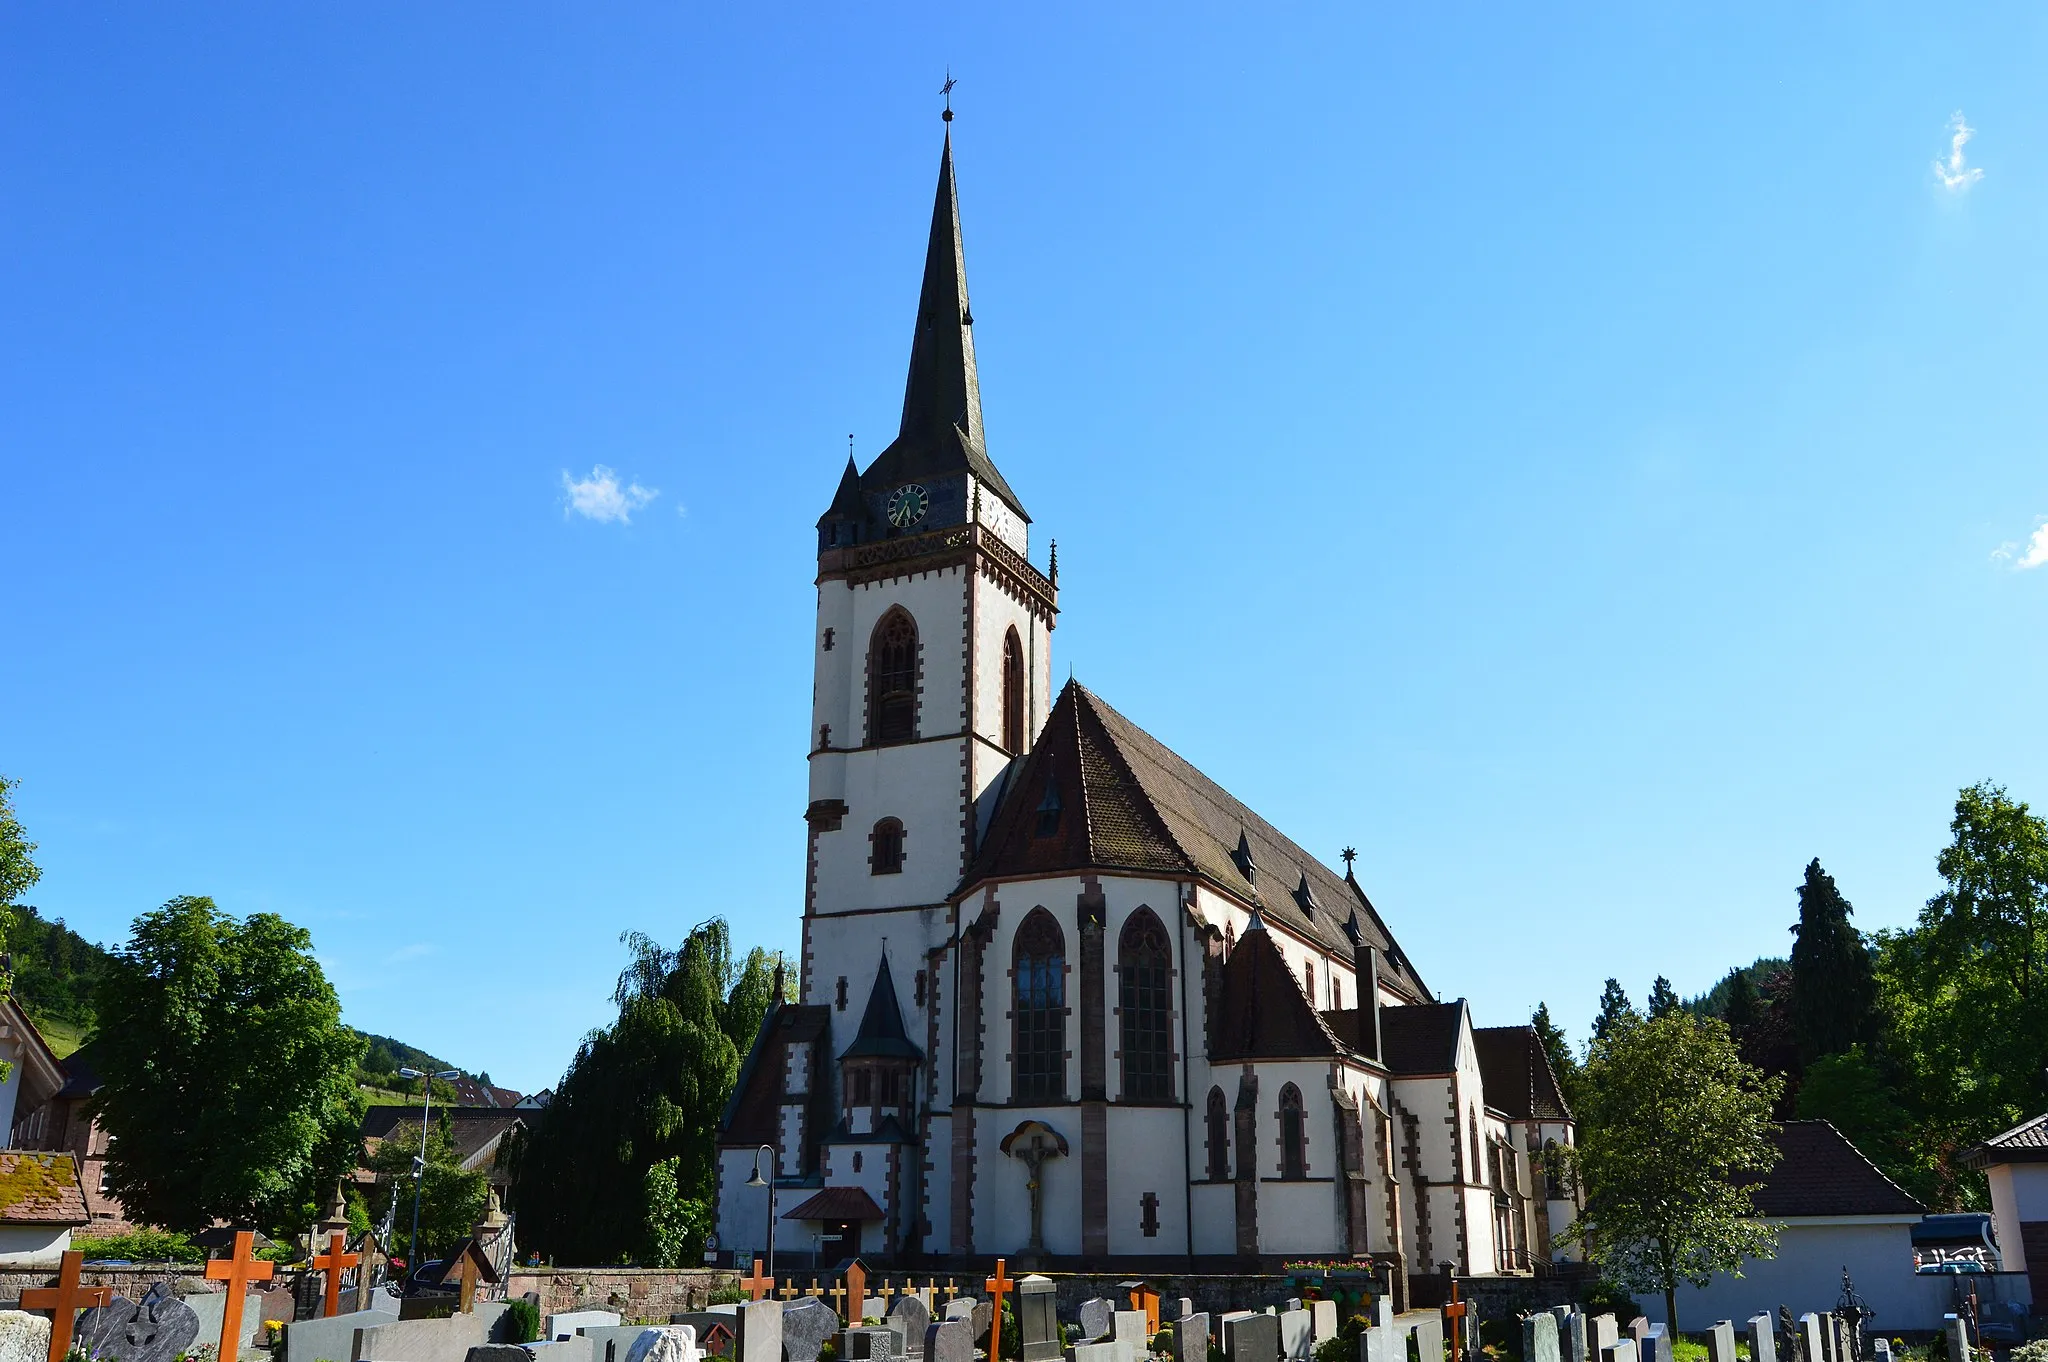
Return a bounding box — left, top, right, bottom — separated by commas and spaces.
5, 5, 2045, 1095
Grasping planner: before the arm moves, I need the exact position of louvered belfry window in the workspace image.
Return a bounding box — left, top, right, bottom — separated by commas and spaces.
1013, 909, 1066, 1103
1118, 909, 1173, 1101
869, 609, 919, 744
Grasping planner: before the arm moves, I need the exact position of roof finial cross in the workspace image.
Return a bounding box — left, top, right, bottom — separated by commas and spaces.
941, 70, 957, 123
1341, 846, 1357, 869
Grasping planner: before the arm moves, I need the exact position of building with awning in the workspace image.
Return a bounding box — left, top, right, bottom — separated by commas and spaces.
780, 1187, 886, 1264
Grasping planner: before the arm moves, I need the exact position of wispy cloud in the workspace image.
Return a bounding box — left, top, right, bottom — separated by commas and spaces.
562, 464, 659, 523
1934, 111, 1985, 192
1993, 519, 2048, 570
383, 941, 437, 966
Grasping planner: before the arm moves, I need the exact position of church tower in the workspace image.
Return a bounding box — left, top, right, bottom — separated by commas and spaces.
798, 125, 1057, 1243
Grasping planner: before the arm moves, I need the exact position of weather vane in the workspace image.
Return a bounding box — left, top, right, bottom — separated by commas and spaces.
1341, 846, 1357, 868
941, 70, 957, 123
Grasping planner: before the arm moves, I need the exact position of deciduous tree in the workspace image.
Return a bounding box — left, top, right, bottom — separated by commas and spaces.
93, 897, 366, 1232
1566, 1010, 1782, 1335
367, 1113, 489, 1261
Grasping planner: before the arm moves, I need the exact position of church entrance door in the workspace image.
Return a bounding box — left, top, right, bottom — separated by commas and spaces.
823, 1220, 858, 1262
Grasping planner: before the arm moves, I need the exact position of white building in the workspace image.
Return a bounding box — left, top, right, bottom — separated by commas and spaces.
715, 120, 1577, 1283
1965, 1111, 2048, 1307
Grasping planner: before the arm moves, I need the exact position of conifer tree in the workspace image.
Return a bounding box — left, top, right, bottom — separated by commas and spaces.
1648, 976, 1681, 1018
1790, 859, 1877, 1061
1533, 1002, 1579, 1108
1593, 978, 1638, 1042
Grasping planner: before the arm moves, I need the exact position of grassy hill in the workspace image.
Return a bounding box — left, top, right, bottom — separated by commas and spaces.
5, 904, 494, 1092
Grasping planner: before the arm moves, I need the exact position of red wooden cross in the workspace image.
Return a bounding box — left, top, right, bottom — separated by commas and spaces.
984, 1259, 1016, 1362
312, 1232, 361, 1319
1442, 1281, 1469, 1362
22, 1249, 111, 1362
744, 1258, 774, 1302
206, 1229, 276, 1362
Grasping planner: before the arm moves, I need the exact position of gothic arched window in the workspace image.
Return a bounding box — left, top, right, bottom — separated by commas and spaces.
1206, 1087, 1230, 1180
1279, 1083, 1307, 1179
1118, 909, 1173, 1101
870, 818, 904, 875
868, 609, 919, 745
1012, 909, 1066, 1103
1002, 627, 1025, 753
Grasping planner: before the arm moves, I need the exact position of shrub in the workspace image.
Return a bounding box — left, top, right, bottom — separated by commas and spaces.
505, 1299, 542, 1345
72, 1229, 204, 1263
707, 1284, 747, 1307
1154, 1330, 1177, 1356
2008, 1342, 2048, 1362
1314, 1336, 1352, 1362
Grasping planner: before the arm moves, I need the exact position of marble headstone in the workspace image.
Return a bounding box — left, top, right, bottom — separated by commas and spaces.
1559, 1311, 1587, 1362
1870, 1341, 1891, 1362
1745, 1318, 1776, 1362
1115, 1312, 1152, 1346
1589, 1316, 1618, 1362
554, 1313, 628, 1342
737, 1301, 784, 1362
1799, 1315, 1825, 1362
1705, 1323, 1736, 1362
1226, 1312, 1280, 1362
1278, 1309, 1313, 1362
1165, 1301, 1196, 1325
1628, 1321, 1649, 1349
1943, 1316, 1969, 1362
1079, 1301, 1118, 1344
924, 1320, 972, 1362
844, 1328, 902, 1361
1523, 1313, 1561, 1362
1075, 1346, 1121, 1362
78, 1288, 201, 1362
1176, 1314, 1212, 1362
0, 1312, 52, 1362
781, 1299, 837, 1362
1642, 1324, 1668, 1362
1412, 1315, 1444, 1362
625, 1328, 702, 1362
1310, 1304, 1338, 1346
1599, 1342, 1637, 1362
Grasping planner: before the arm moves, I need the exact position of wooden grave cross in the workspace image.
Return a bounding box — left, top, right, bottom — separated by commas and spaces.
778, 1284, 799, 1302
984, 1259, 1016, 1362
205, 1229, 276, 1362
744, 1258, 775, 1302
1442, 1281, 1468, 1362
353, 1231, 383, 1313
844, 1261, 867, 1325
826, 1279, 849, 1319
940, 1278, 961, 1304
312, 1231, 362, 1319
22, 1249, 112, 1362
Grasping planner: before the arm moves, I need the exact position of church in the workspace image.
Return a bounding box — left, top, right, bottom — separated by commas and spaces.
714, 119, 1578, 1278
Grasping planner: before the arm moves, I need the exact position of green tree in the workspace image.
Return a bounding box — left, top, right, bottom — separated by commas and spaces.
1721, 970, 1759, 1036
1593, 978, 1637, 1042
1566, 1010, 1782, 1335
642, 1155, 712, 1268
1533, 1003, 1579, 1110
0, 775, 40, 908
1795, 1048, 1910, 1186
509, 921, 789, 1263
1790, 859, 1878, 1062
1647, 976, 1681, 1019
367, 1113, 489, 1260
92, 897, 366, 1232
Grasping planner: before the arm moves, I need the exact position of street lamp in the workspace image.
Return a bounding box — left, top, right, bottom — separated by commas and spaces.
743, 1144, 776, 1276
397, 1067, 461, 1281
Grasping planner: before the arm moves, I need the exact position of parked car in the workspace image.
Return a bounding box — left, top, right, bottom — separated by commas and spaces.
402, 1259, 454, 1297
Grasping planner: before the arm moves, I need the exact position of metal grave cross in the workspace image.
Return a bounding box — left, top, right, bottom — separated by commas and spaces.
205, 1229, 277, 1362
984, 1259, 1016, 1362
744, 1258, 775, 1302
22, 1249, 112, 1362
312, 1231, 362, 1319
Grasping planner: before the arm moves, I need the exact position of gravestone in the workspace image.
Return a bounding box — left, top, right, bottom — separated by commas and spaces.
969, 1301, 993, 1349
1746, 1317, 1776, 1362
1176, 1314, 1212, 1362
924, 1321, 973, 1362
0, 1311, 52, 1362
1556, 1310, 1586, 1362
1589, 1316, 1618, 1362
1817, 1316, 1835, 1362
1599, 1342, 1637, 1362
1310, 1304, 1339, 1347
1165, 1301, 1196, 1326
737, 1301, 784, 1362
1081, 1302, 1118, 1344
1628, 1321, 1649, 1350
845, 1328, 901, 1361
1016, 1278, 1058, 1362
1363, 1318, 1401, 1362
78, 1288, 202, 1362
626, 1328, 702, 1362
1074, 1346, 1121, 1362
255, 1288, 295, 1328
1642, 1324, 1668, 1362
1779, 1310, 1801, 1362
1943, 1316, 1970, 1362
284, 1306, 400, 1362
1226, 1311, 1280, 1362
782, 1299, 837, 1362
888, 1295, 933, 1358
1411, 1314, 1443, 1362
554, 1313, 628, 1342
1798, 1315, 1825, 1362
1870, 1341, 1891, 1362
1523, 1313, 1561, 1362
1278, 1309, 1312, 1362
1114, 1311, 1151, 1346
1705, 1323, 1736, 1362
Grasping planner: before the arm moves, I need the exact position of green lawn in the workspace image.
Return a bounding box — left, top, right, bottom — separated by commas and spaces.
30, 1014, 87, 1059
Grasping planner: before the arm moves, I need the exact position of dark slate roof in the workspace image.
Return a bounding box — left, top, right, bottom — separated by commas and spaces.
828, 131, 1027, 527
1378, 1002, 1466, 1075
1211, 918, 1344, 1062
817, 457, 865, 529
840, 957, 923, 1062
0, 1153, 89, 1225
1745, 1121, 1922, 1218
721, 1004, 832, 1147
1473, 1025, 1573, 1122
781, 1186, 887, 1223
964, 682, 1428, 999
825, 1114, 917, 1145
360, 1107, 524, 1165
55, 1040, 103, 1101
1964, 1113, 2048, 1167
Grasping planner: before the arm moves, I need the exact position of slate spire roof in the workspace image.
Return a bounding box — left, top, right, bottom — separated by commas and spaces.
851, 130, 1029, 523
840, 954, 923, 1062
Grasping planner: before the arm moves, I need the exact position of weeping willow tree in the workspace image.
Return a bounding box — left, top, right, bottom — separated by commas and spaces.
508, 919, 785, 1264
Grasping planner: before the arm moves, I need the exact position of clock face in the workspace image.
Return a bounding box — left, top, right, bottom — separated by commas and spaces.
885, 483, 931, 529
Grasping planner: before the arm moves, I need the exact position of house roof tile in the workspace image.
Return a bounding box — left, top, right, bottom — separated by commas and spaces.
0, 1152, 89, 1225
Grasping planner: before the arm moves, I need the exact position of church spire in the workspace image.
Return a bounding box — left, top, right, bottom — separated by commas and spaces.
899, 129, 985, 448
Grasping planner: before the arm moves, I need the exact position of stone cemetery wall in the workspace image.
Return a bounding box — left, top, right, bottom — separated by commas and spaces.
507, 1270, 743, 1322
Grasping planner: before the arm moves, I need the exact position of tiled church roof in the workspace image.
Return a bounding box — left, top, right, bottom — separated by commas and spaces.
965, 682, 1429, 1000
1473, 1025, 1574, 1122
1211, 918, 1345, 1061
1377, 1002, 1465, 1074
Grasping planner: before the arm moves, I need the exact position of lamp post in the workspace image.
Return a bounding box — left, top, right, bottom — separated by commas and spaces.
397, 1066, 461, 1282
743, 1144, 776, 1275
